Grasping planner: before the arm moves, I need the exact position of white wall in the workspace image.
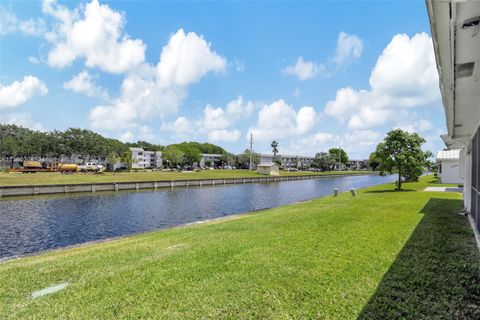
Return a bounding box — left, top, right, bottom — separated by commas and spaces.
440, 159, 462, 184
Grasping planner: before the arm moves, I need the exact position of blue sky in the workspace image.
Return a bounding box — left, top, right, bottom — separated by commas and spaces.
0, 0, 446, 158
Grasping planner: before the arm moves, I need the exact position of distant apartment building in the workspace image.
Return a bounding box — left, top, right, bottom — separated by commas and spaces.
346, 159, 369, 171
130, 147, 162, 169
199, 154, 223, 167
259, 154, 315, 168
258, 153, 369, 170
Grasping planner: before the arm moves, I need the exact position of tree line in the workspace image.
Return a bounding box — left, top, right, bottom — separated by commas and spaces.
310, 148, 350, 171
0, 125, 229, 169
1, 125, 127, 162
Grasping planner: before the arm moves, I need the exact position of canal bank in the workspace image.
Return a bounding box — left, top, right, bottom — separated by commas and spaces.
1, 176, 478, 319
0, 172, 371, 198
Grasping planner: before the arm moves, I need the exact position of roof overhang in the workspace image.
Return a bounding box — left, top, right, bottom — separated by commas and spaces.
426, 0, 480, 144
441, 134, 466, 149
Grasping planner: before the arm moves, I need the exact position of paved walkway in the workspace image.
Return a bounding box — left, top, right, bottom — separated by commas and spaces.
424, 186, 463, 193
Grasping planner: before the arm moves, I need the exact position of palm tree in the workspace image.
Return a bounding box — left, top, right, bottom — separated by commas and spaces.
271, 141, 279, 161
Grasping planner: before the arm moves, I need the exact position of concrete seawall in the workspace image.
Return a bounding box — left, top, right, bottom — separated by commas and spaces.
0, 173, 371, 198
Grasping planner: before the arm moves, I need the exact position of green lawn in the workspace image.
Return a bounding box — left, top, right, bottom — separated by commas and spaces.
0, 170, 368, 186
0, 176, 479, 319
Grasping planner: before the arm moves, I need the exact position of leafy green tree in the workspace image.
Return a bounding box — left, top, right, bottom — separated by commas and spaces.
126, 140, 164, 151
328, 148, 348, 164
163, 146, 184, 168
169, 142, 226, 155
368, 152, 381, 171
195, 142, 226, 154
311, 152, 334, 171
374, 129, 430, 190
181, 145, 201, 166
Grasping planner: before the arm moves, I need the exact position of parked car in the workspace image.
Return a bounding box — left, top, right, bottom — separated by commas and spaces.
78, 162, 105, 173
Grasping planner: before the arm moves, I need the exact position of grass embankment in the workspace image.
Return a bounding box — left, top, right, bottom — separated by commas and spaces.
0, 176, 479, 319
0, 170, 368, 187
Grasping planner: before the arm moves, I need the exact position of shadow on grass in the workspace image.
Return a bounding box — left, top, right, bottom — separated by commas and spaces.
364, 189, 415, 194
357, 198, 480, 320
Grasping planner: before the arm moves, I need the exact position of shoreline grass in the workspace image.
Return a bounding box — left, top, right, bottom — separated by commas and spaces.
0, 176, 478, 319
0, 169, 370, 187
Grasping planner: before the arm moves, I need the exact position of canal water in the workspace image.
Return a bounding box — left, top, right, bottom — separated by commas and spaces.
0, 174, 396, 259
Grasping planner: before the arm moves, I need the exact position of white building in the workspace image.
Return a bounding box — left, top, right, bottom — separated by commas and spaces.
259, 154, 315, 168
130, 147, 162, 169
436, 149, 462, 184
199, 154, 223, 168
427, 0, 480, 232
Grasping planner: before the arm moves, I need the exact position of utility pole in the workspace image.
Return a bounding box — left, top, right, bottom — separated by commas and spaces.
249, 134, 253, 170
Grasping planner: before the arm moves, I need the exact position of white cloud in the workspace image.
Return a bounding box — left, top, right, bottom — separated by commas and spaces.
156, 29, 227, 87
200, 96, 253, 130
42, 0, 146, 73
395, 118, 434, 134
208, 129, 241, 142
348, 107, 393, 130
343, 129, 382, 148
325, 32, 439, 130
117, 125, 154, 143
296, 106, 317, 134
369, 33, 439, 107
332, 32, 363, 66
279, 131, 340, 156
64, 70, 109, 100
0, 76, 48, 109
2, 113, 45, 131
199, 97, 253, 142
282, 57, 326, 80
159, 96, 253, 142
201, 105, 230, 130
325, 87, 365, 122
282, 32, 363, 80
89, 28, 227, 129
163, 116, 192, 134
248, 99, 317, 141
0, 6, 46, 36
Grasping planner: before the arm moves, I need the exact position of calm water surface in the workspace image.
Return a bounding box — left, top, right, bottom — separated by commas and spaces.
0, 174, 396, 259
